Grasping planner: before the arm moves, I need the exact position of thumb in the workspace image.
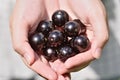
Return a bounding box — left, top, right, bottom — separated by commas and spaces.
11, 21, 35, 65
89, 11, 109, 59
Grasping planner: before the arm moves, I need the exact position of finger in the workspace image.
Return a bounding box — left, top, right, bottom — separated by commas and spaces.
57, 74, 66, 80
49, 59, 68, 74
68, 61, 90, 72
57, 73, 71, 80
64, 50, 94, 70
22, 55, 57, 80
10, 22, 58, 80
89, 2, 109, 58
63, 73, 71, 80
40, 55, 50, 65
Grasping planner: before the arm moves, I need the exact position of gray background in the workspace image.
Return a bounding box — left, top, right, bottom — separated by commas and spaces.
0, 0, 120, 80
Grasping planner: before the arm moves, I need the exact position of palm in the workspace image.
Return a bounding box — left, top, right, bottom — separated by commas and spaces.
47, 0, 106, 74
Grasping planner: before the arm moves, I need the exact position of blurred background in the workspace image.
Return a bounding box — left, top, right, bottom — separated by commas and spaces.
0, 0, 120, 80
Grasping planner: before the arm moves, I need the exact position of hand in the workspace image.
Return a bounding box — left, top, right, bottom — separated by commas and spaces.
10, 0, 65, 80
49, 0, 109, 74
10, 0, 109, 79
10, 0, 71, 79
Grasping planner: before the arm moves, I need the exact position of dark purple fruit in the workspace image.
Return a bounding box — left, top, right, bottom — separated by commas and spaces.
58, 45, 76, 62
42, 47, 57, 61
73, 47, 80, 54
48, 30, 64, 47
73, 35, 90, 52
73, 19, 86, 34
29, 33, 46, 51
69, 38, 80, 54
52, 10, 69, 27
64, 21, 81, 37
36, 20, 54, 36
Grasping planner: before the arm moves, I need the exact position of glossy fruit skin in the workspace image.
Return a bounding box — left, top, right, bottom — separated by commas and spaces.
42, 47, 57, 61
64, 21, 80, 37
29, 33, 46, 51
48, 30, 64, 47
73, 35, 90, 52
69, 38, 80, 54
36, 20, 54, 36
58, 45, 75, 62
73, 19, 86, 34
28, 9, 90, 62
52, 10, 69, 27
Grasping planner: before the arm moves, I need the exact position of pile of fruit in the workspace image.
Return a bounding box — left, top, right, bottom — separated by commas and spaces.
29, 10, 90, 62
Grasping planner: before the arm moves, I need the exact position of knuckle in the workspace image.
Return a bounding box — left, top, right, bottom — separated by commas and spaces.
106, 34, 109, 42
13, 43, 22, 54
103, 32, 109, 43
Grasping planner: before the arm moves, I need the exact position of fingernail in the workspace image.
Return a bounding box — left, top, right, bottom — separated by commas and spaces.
94, 48, 101, 59
24, 53, 31, 65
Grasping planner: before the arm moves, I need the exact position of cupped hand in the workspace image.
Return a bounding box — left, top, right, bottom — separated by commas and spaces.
9, 0, 70, 80
10, 0, 109, 80
49, 0, 109, 75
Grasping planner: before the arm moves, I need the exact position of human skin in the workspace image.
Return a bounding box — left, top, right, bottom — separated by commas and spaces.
49, 0, 109, 74
10, 0, 59, 80
10, 0, 109, 80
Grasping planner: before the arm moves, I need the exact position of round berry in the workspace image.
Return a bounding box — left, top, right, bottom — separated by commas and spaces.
58, 45, 75, 61
48, 30, 64, 47
36, 20, 54, 36
69, 38, 80, 54
64, 21, 81, 37
73, 35, 90, 52
73, 19, 86, 34
52, 10, 69, 27
42, 47, 57, 61
29, 33, 46, 51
